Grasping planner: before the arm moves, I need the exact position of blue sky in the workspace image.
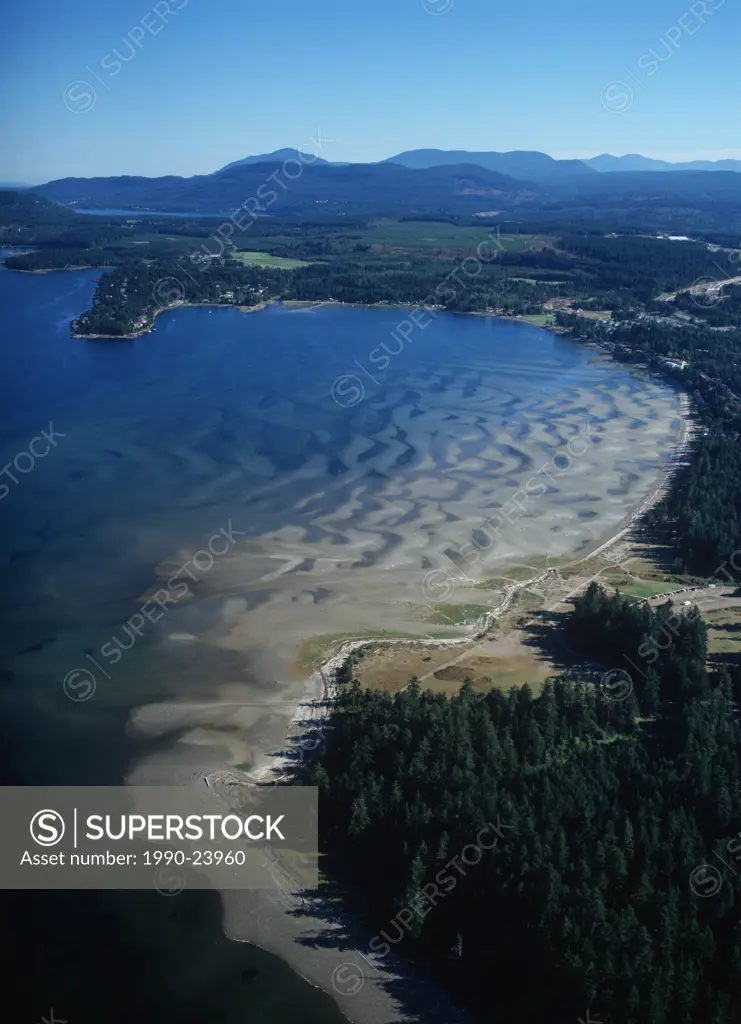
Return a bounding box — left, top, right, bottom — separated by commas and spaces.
1, 0, 738, 183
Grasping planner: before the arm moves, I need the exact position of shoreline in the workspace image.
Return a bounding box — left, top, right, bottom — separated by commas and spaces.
70, 299, 273, 339
23, 264, 101, 274
244, 387, 694, 788
186, 382, 694, 1024
68, 296, 575, 341
57, 276, 693, 1022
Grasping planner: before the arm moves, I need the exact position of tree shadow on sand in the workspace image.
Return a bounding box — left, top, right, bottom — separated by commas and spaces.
519, 609, 604, 681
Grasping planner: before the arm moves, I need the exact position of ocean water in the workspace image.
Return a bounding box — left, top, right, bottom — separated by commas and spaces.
0, 257, 681, 1022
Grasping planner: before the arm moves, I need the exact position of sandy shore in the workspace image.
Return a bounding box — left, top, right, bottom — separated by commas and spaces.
116, 358, 691, 1023
246, 394, 694, 773
192, 389, 696, 1024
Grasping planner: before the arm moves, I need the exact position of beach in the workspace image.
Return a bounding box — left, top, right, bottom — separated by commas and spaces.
118, 360, 689, 1024
0, 284, 692, 1022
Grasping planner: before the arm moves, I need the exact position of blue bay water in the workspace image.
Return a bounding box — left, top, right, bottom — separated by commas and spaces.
0, 255, 682, 757
0, 268, 610, 651
0, 256, 681, 1023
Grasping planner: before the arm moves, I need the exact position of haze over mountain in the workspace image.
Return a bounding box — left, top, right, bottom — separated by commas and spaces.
586, 153, 741, 174
215, 148, 741, 179
31, 161, 529, 217
217, 148, 333, 173
383, 149, 741, 176
26, 155, 741, 235
384, 149, 595, 180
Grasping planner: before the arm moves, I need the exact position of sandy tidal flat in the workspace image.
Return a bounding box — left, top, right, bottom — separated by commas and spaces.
120, 338, 684, 1023
0, 291, 688, 1024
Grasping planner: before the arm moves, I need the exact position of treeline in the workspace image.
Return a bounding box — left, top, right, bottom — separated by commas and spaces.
671, 284, 741, 327
555, 312, 741, 573
559, 235, 731, 299
283, 257, 558, 312
646, 432, 741, 574
67, 254, 570, 336
5, 248, 111, 271
564, 582, 709, 710
557, 315, 741, 416
306, 588, 741, 1023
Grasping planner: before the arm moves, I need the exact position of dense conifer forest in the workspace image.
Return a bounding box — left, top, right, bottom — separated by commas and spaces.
307, 588, 741, 1023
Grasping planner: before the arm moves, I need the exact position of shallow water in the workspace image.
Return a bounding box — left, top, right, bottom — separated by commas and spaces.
0, 260, 683, 774
0, 259, 682, 1021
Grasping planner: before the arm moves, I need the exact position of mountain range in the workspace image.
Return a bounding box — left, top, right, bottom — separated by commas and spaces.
214, 148, 741, 178
26, 147, 741, 232
386, 149, 741, 175
31, 161, 529, 217
586, 153, 741, 173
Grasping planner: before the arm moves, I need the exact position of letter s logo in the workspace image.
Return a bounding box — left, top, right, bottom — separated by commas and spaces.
30, 809, 66, 847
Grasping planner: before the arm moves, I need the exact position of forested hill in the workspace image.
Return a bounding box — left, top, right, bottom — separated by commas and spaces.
308, 588, 741, 1023
29, 162, 529, 216
26, 164, 741, 230
0, 189, 77, 236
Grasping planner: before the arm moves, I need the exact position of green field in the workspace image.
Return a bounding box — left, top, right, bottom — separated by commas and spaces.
426, 603, 491, 626
704, 608, 741, 656
293, 629, 425, 674
520, 313, 556, 326
231, 250, 313, 269
619, 580, 669, 599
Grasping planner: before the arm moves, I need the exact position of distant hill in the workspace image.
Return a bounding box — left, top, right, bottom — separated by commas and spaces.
586, 153, 741, 173
26, 162, 741, 233
0, 181, 30, 189
384, 149, 594, 179
523, 170, 741, 234
0, 189, 83, 245
218, 148, 741, 177
217, 148, 332, 173
31, 162, 530, 217
0, 189, 72, 221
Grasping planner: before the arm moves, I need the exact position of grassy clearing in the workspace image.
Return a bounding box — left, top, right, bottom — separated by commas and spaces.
292, 628, 457, 675
596, 572, 663, 599
355, 646, 553, 696
425, 603, 491, 626
231, 250, 313, 269
620, 554, 706, 586
620, 581, 668, 599
704, 608, 741, 656
574, 309, 613, 320
511, 590, 547, 613
485, 563, 541, 584
519, 313, 556, 326
708, 634, 741, 656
